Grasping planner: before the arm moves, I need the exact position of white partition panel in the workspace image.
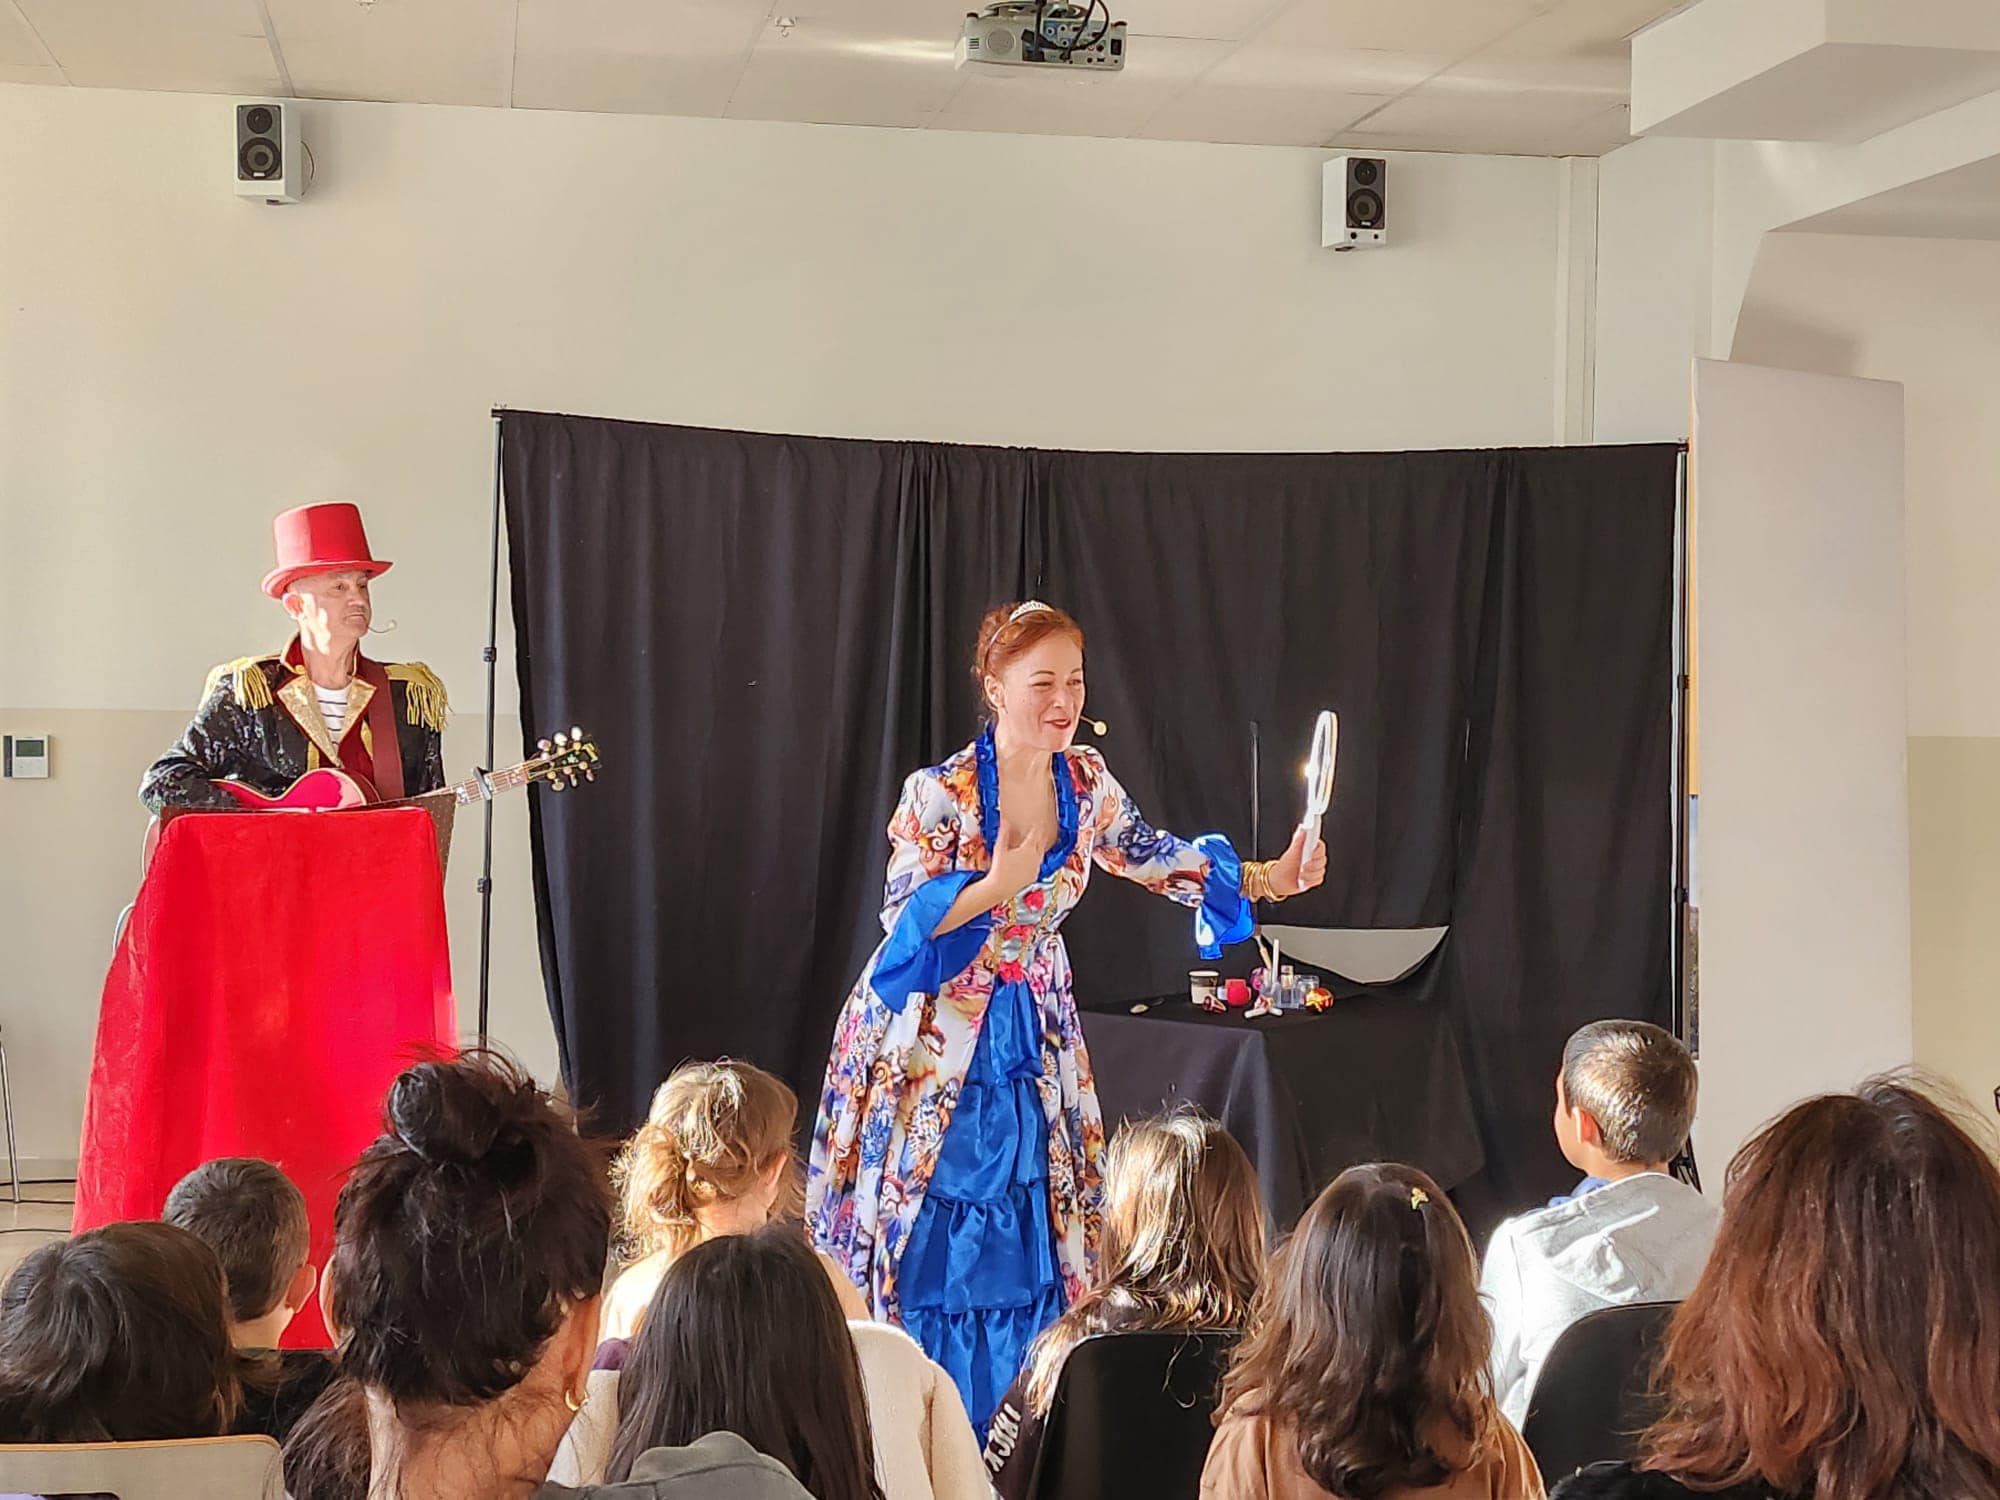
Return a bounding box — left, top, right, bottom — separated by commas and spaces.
1691, 357, 1911, 1186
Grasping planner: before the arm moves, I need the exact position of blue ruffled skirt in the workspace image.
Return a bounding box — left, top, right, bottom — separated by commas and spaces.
898, 975, 1066, 1434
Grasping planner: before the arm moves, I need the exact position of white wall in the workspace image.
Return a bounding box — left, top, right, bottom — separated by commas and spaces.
1733, 233, 2000, 1120
1690, 357, 1911, 1183
0, 83, 1576, 1164
1593, 135, 1717, 443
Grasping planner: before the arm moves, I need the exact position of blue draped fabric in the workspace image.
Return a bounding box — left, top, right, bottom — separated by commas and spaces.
896, 727, 1077, 1434
1191, 831, 1254, 958
898, 971, 1064, 1436
873, 871, 991, 1015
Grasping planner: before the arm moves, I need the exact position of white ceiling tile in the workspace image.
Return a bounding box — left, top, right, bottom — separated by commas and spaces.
1341, 82, 1610, 154
0, 2, 52, 67
1118, 0, 1286, 42
727, 19, 963, 128
1489, 0, 1689, 57
1142, 83, 1392, 145
16, 0, 280, 93
1425, 50, 1626, 109
513, 0, 769, 117
784, 0, 1280, 44
1198, 41, 1450, 95
266, 0, 513, 107
933, 33, 1229, 138
1258, 0, 1547, 57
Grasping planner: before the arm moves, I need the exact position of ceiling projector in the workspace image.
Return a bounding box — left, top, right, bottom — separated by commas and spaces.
956, 2, 1128, 72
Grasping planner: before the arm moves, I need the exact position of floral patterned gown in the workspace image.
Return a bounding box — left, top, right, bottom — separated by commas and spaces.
807, 725, 1255, 1430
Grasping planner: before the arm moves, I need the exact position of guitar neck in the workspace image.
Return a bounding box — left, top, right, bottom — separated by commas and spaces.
445, 762, 537, 805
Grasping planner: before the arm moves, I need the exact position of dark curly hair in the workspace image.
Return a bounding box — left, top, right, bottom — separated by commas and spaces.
284, 1050, 612, 1499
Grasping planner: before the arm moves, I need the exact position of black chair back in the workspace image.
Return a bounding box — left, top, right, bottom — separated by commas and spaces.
1522, 1299, 1679, 1485
1025, 1328, 1235, 1500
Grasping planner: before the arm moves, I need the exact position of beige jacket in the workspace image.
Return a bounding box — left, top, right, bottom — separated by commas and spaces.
1201, 1405, 1545, 1500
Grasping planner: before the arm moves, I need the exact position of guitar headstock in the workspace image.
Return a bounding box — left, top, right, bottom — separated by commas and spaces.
529, 727, 601, 791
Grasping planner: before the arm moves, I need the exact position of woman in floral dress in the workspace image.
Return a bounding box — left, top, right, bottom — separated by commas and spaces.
807, 601, 1327, 1430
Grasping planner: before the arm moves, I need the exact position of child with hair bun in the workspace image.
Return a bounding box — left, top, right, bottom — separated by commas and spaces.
604, 1060, 867, 1342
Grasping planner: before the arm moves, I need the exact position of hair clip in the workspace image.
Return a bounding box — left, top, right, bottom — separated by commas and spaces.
1409, 1187, 1430, 1210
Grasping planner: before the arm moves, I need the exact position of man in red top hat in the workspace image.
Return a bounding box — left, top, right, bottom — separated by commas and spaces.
141, 503, 448, 811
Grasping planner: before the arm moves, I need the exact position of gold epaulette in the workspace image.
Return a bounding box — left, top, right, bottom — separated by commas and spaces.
385, 661, 449, 732
201, 654, 279, 711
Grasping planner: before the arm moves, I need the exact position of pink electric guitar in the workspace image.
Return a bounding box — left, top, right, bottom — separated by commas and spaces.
141, 728, 601, 869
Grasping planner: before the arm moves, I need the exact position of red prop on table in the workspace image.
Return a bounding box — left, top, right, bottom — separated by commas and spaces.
1224, 977, 1251, 1008
75, 808, 456, 1348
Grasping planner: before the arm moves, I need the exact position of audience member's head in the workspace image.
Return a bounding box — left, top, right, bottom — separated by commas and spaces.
1555, 1020, 1697, 1178
165, 1155, 316, 1350
614, 1058, 801, 1263
608, 1223, 882, 1500
1219, 1163, 1494, 1500
321, 1050, 611, 1495
1023, 1111, 1264, 1412
0, 1220, 240, 1443
1640, 1074, 2000, 1500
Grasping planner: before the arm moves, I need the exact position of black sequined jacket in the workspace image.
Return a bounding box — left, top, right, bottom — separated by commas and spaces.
141, 648, 448, 813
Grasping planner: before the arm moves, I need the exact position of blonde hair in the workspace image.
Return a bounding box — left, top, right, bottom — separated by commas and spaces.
614, 1060, 803, 1263
1022, 1112, 1265, 1412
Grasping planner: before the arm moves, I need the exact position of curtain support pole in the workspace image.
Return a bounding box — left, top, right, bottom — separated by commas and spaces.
1670, 442, 1692, 1046
478, 413, 504, 1048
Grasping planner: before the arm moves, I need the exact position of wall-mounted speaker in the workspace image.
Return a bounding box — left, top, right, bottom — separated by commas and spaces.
235, 100, 304, 204
1321, 155, 1387, 250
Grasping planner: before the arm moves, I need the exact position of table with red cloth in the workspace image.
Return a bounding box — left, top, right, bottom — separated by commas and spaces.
75, 807, 456, 1348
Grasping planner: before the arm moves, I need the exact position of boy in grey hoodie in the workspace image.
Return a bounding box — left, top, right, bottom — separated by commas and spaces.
1481, 1020, 1718, 1427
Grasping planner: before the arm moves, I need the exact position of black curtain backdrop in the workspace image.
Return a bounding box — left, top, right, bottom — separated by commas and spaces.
502, 411, 1676, 1212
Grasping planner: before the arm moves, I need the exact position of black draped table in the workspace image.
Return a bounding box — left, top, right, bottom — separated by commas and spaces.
1078, 991, 1485, 1231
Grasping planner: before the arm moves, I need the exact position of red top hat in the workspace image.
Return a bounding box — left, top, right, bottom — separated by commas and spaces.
262, 502, 394, 599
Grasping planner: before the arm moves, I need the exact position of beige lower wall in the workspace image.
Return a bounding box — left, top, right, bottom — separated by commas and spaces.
1909, 735, 2000, 1114
0, 707, 555, 1166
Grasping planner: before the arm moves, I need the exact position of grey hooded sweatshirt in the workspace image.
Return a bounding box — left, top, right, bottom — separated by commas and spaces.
538, 1432, 813, 1500
1480, 1172, 1720, 1426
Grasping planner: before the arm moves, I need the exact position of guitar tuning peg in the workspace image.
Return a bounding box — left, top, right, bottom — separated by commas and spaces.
554, 731, 568, 747
571, 725, 583, 740
584, 769, 595, 782
538, 738, 553, 754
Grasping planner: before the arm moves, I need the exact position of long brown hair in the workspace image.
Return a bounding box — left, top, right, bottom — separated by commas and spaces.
1217, 1163, 1493, 1500
1022, 1112, 1264, 1413
0, 1220, 241, 1443
1641, 1074, 2000, 1499
613, 1059, 802, 1264
607, 1224, 883, 1500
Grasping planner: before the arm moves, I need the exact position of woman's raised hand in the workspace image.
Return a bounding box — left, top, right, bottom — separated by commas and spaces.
988, 820, 1048, 899
1269, 822, 1329, 898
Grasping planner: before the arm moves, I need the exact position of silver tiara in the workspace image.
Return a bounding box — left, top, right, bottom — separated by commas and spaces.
1008, 600, 1055, 624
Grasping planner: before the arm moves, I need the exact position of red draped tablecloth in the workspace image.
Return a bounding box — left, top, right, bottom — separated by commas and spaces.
75, 808, 457, 1347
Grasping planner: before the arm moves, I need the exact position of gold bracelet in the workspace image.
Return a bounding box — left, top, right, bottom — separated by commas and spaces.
1243, 859, 1282, 903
